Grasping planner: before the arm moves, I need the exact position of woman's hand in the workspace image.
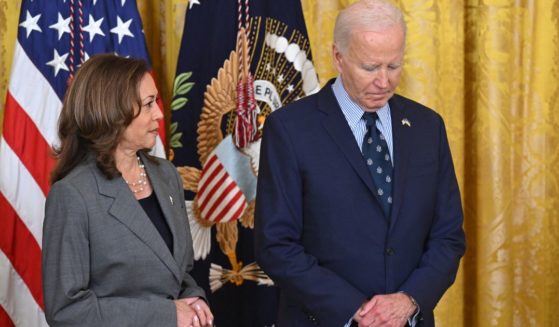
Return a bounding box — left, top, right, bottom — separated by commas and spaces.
186, 297, 213, 327
175, 298, 200, 327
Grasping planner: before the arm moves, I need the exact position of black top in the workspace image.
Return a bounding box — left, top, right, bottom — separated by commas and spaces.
139, 192, 174, 255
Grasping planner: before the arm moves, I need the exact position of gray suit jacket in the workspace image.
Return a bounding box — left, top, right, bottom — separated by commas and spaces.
42, 152, 205, 326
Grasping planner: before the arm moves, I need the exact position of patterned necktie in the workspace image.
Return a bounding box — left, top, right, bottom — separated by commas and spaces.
361, 112, 393, 217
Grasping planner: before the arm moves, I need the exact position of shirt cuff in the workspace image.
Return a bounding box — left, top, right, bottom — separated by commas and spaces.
408, 308, 420, 327
399, 291, 420, 327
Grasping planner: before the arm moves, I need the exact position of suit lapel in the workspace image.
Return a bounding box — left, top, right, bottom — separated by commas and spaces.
317, 84, 416, 225
140, 153, 186, 269
317, 83, 378, 198
94, 159, 181, 282
388, 96, 412, 230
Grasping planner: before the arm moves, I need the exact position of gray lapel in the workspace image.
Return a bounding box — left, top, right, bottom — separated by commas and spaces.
94, 158, 182, 282
139, 152, 186, 269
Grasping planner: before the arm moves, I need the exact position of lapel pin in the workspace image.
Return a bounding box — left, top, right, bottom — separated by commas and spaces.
401, 118, 411, 127
169, 195, 174, 205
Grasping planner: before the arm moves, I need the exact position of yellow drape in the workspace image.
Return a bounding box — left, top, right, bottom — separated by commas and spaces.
1, 0, 558, 325
0, 0, 21, 136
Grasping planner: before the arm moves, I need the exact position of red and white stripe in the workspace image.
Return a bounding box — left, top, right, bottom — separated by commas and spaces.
0, 41, 166, 325
0, 41, 52, 327
196, 155, 248, 223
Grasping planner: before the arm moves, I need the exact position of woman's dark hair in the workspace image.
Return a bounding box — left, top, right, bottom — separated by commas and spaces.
51, 54, 150, 183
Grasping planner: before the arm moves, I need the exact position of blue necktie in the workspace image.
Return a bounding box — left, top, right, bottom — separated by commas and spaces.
362, 112, 393, 217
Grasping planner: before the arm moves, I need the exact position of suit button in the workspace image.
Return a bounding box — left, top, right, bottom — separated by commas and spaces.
307, 314, 319, 325
310, 316, 319, 325
166, 295, 174, 300
385, 247, 395, 256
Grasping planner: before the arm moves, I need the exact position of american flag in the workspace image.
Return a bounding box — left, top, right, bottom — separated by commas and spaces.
196, 135, 257, 224
0, 1, 165, 325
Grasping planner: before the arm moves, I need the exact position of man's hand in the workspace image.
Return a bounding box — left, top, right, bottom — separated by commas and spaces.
353, 292, 416, 327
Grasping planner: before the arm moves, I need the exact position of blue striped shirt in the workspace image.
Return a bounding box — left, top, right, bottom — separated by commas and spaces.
331, 77, 394, 165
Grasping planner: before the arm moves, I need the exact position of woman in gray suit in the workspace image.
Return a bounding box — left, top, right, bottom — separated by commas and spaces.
42, 54, 213, 327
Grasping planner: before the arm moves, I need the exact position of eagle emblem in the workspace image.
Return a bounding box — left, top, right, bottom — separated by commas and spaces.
172, 17, 319, 292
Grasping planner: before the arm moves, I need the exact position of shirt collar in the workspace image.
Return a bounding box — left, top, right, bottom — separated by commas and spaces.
331, 76, 391, 127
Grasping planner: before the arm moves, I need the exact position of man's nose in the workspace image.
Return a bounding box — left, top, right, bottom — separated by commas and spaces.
374, 69, 389, 88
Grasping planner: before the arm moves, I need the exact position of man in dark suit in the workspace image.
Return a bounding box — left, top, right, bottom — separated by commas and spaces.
254, 0, 466, 326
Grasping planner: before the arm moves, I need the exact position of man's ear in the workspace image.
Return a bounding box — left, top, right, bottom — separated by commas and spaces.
332, 43, 343, 73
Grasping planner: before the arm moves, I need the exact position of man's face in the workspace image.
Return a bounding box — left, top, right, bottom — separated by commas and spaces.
333, 25, 405, 112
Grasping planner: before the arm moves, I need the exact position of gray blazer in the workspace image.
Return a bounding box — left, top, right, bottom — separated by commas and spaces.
42, 152, 206, 326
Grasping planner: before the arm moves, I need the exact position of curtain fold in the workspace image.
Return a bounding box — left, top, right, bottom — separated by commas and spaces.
0, 0, 557, 325
462, 0, 559, 325
0, 0, 21, 135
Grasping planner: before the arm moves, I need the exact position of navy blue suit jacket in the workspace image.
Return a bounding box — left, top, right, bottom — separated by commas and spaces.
255, 81, 465, 327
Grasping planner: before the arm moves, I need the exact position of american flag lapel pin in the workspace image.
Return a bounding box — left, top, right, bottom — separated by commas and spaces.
169, 195, 174, 205
401, 118, 411, 127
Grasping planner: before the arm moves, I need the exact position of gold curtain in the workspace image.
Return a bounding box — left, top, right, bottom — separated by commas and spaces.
0, 0, 21, 135
1, 0, 558, 325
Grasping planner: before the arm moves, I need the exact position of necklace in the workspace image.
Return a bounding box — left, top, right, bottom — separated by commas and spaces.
123, 156, 147, 193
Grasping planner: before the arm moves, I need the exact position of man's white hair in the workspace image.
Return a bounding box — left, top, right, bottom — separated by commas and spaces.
334, 0, 406, 54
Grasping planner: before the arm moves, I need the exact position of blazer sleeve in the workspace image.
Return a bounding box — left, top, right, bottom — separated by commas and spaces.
42, 181, 177, 327
167, 160, 207, 301
398, 116, 466, 313
254, 113, 368, 325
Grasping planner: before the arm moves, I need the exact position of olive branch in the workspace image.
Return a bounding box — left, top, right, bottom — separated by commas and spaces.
169, 71, 194, 149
